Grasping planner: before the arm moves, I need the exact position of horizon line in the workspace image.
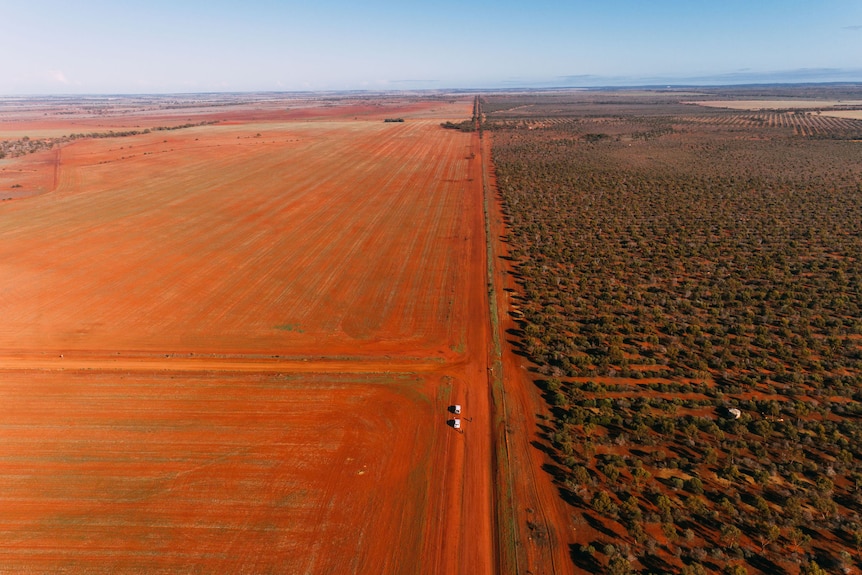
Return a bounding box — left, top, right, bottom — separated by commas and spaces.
2, 79, 862, 99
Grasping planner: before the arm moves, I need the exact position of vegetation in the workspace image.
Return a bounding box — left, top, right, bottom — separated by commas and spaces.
0, 135, 55, 158
0, 121, 217, 160
486, 88, 862, 574
442, 97, 483, 133
440, 120, 475, 132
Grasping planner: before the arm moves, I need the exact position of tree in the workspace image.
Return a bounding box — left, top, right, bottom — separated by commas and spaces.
801, 560, 827, 575
720, 524, 741, 546
591, 491, 619, 518
606, 550, 633, 575
684, 476, 704, 494
756, 522, 780, 552
572, 465, 591, 486
787, 527, 811, 553
681, 563, 707, 575
661, 521, 677, 540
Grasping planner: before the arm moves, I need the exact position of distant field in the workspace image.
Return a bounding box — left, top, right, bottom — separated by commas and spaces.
0, 115, 473, 358
690, 98, 862, 110
817, 109, 862, 120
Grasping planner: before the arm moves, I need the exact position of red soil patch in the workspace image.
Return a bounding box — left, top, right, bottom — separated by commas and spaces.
0, 146, 58, 199
0, 97, 498, 573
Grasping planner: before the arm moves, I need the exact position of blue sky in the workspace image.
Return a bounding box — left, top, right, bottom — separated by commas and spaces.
2, 0, 861, 94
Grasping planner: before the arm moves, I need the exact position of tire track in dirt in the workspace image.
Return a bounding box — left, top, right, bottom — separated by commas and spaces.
0, 352, 446, 375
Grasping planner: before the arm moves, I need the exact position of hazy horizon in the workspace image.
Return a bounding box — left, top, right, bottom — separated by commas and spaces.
2, 0, 861, 95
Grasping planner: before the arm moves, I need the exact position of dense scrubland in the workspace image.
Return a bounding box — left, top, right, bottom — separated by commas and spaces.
486, 88, 862, 574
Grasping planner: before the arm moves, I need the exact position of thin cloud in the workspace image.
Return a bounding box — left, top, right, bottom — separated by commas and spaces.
843, 25, 862, 31
48, 70, 70, 84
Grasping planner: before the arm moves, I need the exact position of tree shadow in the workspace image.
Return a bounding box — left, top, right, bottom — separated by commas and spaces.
557, 486, 585, 508
570, 544, 602, 572
583, 512, 619, 540
640, 552, 675, 574
542, 462, 570, 484
747, 552, 787, 574
531, 439, 556, 458
506, 339, 531, 359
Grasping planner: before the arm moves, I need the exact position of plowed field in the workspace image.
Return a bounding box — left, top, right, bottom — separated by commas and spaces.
0, 97, 498, 574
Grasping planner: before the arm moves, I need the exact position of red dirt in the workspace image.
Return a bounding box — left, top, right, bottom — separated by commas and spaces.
0, 370, 440, 573
0, 97, 499, 573
0, 146, 58, 199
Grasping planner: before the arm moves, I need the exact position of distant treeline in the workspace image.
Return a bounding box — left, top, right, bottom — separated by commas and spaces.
0, 120, 217, 160
66, 120, 218, 140
440, 120, 475, 132
441, 96, 482, 133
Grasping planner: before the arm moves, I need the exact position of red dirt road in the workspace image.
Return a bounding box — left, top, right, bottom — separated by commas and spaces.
0, 97, 502, 574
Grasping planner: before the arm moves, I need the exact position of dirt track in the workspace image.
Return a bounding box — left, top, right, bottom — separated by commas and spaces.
0, 97, 502, 574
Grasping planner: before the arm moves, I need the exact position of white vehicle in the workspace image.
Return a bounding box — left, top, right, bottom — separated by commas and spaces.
453, 418, 461, 429
454, 404, 461, 415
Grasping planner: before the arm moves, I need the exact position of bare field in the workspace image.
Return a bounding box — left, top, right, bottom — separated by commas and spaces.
816, 109, 862, 120
0, 96, 498, 574
0, 114, 474, 359
0, 370, 440, 574
689, 99, 862, 110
